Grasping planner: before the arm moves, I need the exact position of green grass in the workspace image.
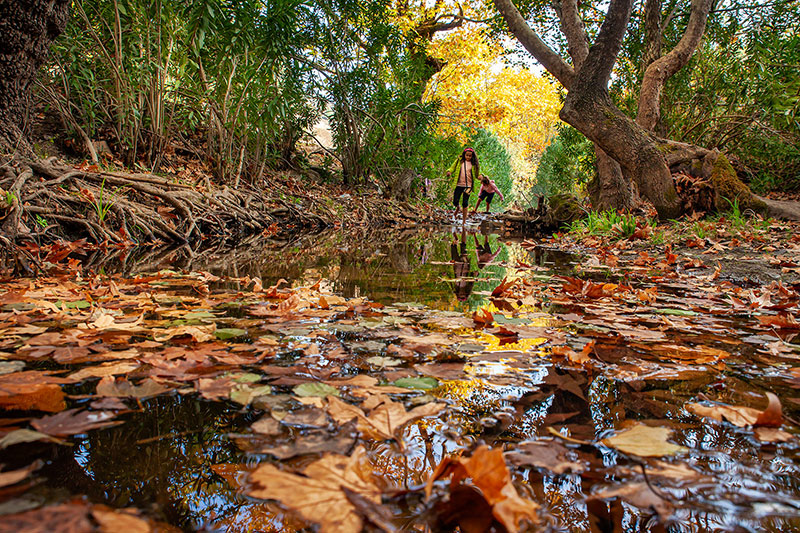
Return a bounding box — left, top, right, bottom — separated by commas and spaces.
567, 210, 639, 239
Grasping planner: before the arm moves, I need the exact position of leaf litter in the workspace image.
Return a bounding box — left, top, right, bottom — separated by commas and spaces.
0, 223, 800, 530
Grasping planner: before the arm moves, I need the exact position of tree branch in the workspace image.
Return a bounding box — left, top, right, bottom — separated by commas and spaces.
637, 0, 713, 130
556, 0, 590, 69
493, 0, 576, 88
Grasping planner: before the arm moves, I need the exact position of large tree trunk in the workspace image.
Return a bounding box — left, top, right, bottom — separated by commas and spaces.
0, 0, 70, 155
589, 146, 636, 211
561, 89, 681, 218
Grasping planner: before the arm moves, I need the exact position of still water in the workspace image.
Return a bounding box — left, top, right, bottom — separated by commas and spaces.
5, 226, 800, 532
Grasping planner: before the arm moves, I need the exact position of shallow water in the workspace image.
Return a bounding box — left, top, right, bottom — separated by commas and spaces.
5, 225, 800, 531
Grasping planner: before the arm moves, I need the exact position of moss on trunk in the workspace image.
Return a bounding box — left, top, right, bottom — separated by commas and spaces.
710, 154, 767, 214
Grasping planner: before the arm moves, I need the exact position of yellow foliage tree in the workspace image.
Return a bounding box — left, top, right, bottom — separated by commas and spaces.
424, 26, 561, 190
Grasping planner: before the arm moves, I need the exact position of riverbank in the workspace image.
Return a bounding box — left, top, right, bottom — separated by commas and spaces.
0, 156, 449, 251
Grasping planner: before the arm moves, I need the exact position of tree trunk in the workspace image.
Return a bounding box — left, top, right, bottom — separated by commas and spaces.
560, 89, 681, 218
0, 0, 70, 155
589, 146, 637, 211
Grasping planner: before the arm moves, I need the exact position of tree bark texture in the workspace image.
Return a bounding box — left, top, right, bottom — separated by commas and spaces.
589, 147, 636, 211
636, 0, 712, 131
0, 0, 70, 154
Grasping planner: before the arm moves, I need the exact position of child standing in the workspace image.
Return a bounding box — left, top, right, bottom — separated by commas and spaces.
472, 174, 504, 214
446, 147, 480, 225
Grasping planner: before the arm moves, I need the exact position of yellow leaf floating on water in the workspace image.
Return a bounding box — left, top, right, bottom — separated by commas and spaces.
602, 424, 687, 457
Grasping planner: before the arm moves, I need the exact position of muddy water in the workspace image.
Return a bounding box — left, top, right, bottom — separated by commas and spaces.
7, 226, 800, 532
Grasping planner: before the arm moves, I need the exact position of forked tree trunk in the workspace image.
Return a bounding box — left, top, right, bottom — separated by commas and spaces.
561, 89, 681, 218
0, 0, 70, 154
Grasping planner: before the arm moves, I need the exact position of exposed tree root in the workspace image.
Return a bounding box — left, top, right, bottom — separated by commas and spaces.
0, 157, 445, 258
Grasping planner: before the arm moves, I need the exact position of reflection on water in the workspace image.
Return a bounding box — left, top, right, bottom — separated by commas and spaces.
10, 227, 800, 531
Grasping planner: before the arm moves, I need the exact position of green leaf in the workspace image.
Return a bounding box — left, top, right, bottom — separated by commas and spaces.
654, 309, 698, 316
216, 328, 248, 340
392, 377, 439, 390
55, 300, 91, 310
292, 382, 340, 397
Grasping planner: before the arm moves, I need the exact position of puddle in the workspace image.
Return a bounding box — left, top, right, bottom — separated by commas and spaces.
4, 226, 800, 531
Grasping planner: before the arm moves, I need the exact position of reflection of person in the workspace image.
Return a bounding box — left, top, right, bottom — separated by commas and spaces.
445, 147, 479, 226
475, 233, 501, 270
451, 228, 477, 301
472, 174, 504, 214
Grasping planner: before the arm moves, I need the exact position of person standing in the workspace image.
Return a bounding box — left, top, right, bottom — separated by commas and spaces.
446, 147, 479, 225
472, 174, 505, 214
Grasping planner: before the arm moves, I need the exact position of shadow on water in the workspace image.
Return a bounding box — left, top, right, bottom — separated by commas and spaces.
10, 225, 800, 531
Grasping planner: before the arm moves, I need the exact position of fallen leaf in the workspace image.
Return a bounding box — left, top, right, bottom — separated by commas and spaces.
601, 424, 687, 457
96, 377, 172, 399
505, 440, 585, 474
0, 428, 64, 449
326, 395, 444, 440
0, 460, 42, 488
153, 324, 216, 343
92, 506, 152, 533
426, 445, 539, 533
247, 447, 379, 533
32, 408, 120, 436
68, 361, 140, 382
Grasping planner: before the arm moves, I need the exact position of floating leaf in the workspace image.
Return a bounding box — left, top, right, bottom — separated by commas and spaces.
0, 429, 63, 449
216, 328, 247, 340
293, 382, 340, 398
246, 447, 379, 533
426, 445, 539, 532
653, 308, 698, 316
601, 424, 687, 457
392, 376, 439, 390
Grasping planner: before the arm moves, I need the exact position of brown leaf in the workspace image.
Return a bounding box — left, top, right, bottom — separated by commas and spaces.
91, 506, 152, 533
326, 396, 444, 440
426, 445, 539, 533
754, 392, 783, 427
505, 440, 585, 474
152, 324, 216, 343
472, 308, 494, 327
68, 361, 140, 382
246, 447, 380, 533
1, 502, 93, 533
0, 371, 68, 412
589, 482, 673, 519
32, 408, 120, 436
688, 392, 787, 432
96, 377, 172, 399
255, 425, 357, 459
0, 460, 42, 488
757, 312, 800, 330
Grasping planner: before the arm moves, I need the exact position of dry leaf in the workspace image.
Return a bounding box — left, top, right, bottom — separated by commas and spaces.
426, 445, 539, 533
32, 408, 120, 436
326, 395, 444, 440
247, 447, 379, 533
